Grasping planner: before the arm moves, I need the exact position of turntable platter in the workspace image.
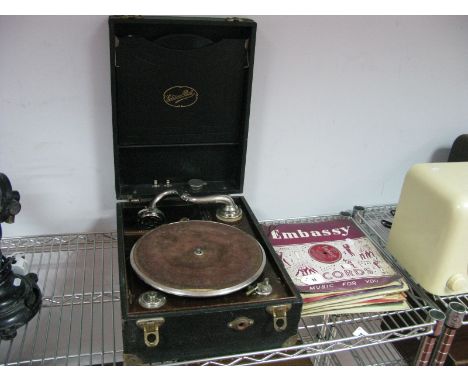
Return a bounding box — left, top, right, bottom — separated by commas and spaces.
130, 221, 266, 297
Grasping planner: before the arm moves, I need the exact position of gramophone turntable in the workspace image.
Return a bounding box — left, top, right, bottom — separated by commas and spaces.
109, 16, 302, 364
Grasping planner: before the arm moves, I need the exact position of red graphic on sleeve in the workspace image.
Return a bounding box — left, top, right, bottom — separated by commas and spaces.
309, 244, 342, 264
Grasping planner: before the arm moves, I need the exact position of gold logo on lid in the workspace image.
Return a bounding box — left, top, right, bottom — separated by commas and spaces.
163, 86, 198, 108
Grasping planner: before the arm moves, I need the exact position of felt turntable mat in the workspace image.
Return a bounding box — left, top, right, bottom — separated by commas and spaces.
130, 221, 266, 297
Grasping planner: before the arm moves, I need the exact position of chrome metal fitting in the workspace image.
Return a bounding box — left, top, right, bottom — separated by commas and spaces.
137, 189, 179, 228
179, 193, 243, 223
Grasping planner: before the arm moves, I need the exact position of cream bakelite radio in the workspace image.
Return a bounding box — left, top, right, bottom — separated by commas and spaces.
387, 162, 468, 296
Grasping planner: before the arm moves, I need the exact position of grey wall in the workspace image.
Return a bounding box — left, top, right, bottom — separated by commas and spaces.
1, 16, 468, 236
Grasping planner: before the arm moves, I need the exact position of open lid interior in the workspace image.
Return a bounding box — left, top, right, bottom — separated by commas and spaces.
109, 17, 256, 199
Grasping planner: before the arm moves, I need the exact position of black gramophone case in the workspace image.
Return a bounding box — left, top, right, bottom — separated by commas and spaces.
109, 16, 302, 364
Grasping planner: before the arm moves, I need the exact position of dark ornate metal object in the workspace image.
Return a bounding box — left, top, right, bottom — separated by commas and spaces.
0, 173, 42, 340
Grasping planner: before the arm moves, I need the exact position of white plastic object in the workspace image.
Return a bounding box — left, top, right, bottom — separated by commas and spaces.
10, 253, 29, 276
387, 162, 468, 296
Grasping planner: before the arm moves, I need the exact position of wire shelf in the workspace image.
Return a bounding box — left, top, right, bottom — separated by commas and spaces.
314, 324, 407, 366
353, 204, 468, 326
0, 233, 122, 365
0, 228, 435, 366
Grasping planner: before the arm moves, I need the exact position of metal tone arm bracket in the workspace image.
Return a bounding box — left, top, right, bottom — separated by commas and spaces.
180, 193, 243, 223
139, 188, 243, 226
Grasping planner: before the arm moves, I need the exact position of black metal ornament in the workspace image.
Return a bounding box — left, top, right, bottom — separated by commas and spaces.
0, 173, 42, 341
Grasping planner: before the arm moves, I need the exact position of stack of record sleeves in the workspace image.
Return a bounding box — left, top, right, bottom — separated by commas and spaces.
264, 218, 408, 316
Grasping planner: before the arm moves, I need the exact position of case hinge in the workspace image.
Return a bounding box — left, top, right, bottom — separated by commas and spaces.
136, 317, 165, 348
225, 17, 252, 23
266, 304, 291, 332
122, 195, 142, 203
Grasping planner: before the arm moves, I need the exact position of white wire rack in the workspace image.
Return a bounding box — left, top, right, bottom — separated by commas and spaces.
314, 326, 407, 366
0, 233, 122, 365
353, 204, 468, 326
0, 227, 434, 366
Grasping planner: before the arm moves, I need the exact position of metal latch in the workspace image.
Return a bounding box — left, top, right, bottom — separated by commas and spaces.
136, 318, 165, 348
266, 304, 291, 332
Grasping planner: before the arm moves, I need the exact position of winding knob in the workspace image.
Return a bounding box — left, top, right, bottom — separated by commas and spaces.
446, 274, 468, 292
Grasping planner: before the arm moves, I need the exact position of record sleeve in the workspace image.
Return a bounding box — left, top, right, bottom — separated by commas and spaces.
264, 219, 400, 294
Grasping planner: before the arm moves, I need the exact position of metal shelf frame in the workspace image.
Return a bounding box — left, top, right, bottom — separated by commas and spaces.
352, 204, 468, 325
0, 223, 437, 366
353, 204, 468, 365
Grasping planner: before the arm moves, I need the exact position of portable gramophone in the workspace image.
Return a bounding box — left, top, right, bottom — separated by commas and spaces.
109, 16, 302, 364
0, 173, 41, 340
